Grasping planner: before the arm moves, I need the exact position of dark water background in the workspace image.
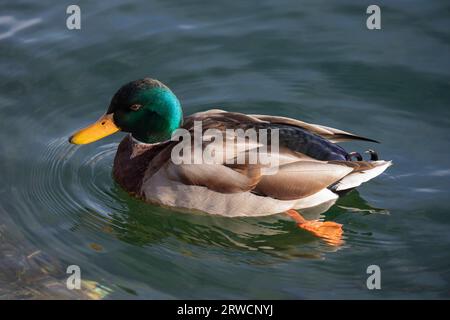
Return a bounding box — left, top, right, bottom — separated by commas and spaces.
0, 0, 449, 299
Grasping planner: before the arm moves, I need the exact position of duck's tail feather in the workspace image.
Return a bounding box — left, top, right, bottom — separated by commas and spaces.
329, 160, 392, 192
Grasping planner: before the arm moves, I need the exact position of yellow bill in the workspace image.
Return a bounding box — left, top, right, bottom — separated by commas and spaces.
69, 113, 120, 145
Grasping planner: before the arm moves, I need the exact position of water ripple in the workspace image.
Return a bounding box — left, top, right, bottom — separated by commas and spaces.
25, 137, 121, 232
0, 16, 42, 41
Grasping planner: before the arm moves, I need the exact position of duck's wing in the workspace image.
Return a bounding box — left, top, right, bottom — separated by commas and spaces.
183, 110, 353, 161
164, 111, 377, 198
146, 110, 389, 201
184, 109, 372, 143
182, 109, 265, 131
248, 114, 379, 143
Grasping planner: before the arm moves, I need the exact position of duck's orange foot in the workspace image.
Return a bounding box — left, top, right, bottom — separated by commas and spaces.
285, 209, 344, 246
298, 220, 343, 246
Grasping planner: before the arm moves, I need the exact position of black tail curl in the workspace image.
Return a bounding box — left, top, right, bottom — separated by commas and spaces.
347, 149, 379, 161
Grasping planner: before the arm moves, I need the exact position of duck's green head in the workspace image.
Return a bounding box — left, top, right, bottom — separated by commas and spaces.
69, 78, 182, 144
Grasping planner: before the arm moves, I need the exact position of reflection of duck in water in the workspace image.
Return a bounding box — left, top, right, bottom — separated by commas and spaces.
69, 78, 391, 246
104, 187, 386, 257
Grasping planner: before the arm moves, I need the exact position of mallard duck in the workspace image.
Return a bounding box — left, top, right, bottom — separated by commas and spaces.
69, 78, 391, 245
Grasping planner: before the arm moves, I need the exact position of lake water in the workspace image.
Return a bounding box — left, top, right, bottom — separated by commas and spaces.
0, 0, 449, 299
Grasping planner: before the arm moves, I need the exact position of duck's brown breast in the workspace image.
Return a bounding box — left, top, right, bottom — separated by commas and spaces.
113, 135, 171, 195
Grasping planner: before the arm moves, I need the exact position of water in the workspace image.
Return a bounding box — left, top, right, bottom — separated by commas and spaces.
0, 0, 449, 299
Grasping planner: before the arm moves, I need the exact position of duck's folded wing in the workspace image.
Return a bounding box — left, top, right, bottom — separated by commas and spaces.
184, 110, 377, 143
249, 114, 378, 143
168, 110, 384, 197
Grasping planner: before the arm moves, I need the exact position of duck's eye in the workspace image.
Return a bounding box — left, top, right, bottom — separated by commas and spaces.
130, 104, 142, 111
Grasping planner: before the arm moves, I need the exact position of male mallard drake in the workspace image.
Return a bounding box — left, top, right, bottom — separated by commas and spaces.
69, 78, 391, 245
